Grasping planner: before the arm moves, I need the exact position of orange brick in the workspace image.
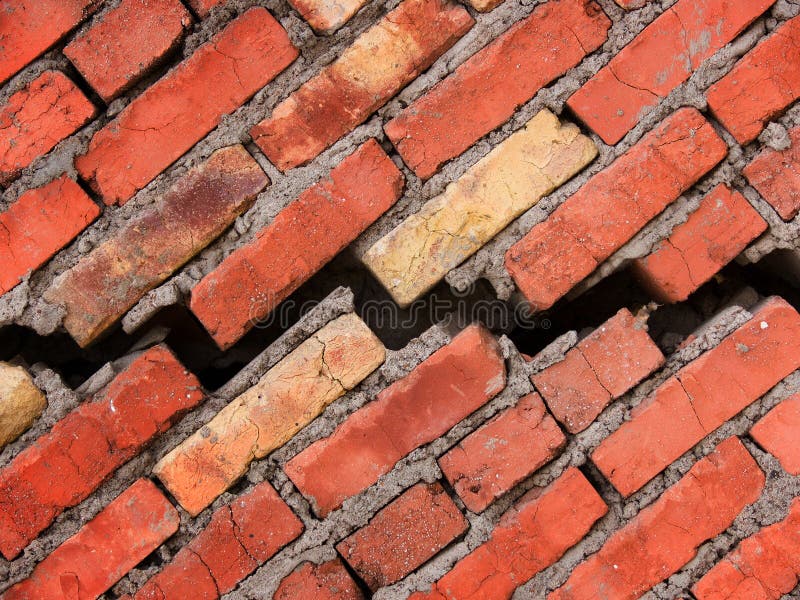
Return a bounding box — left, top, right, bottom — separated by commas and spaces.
632, 185, 767, 302
75, 7, 296, 205
250, 0, 473, 171
289, 0, 371, 33
185, 0, 226, 18
505, 108, 728, 311
592, 297, 800, 497
0, 176, 100, 296
552, 437, 765, 600
744, 125, 800, 221
751, 393, 800, 475
274, 559, 365, 600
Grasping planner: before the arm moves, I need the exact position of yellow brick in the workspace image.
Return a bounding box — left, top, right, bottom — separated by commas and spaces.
0, 363, 46, 447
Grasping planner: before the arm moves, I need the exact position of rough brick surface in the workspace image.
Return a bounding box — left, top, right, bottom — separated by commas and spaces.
64, 0, 193, 102
75, 7, 296, 205
191, 140, 403, 349
337, 482, 467, 590
131, 481, 303, 598
552, 437, 765, 600
751, 393, 800, 476
3, 479, 179, 600
412, 468, 607, 600
289, 0, 370, 33
438, 393, 565, 513
568, 0, 775, 144
185, 0, 226, 18
692, 496, 800, 600
506, 108, 728, 311
274, 559, 365, 600
0, 363, 46, 448
744, 125, 800, 221
0, 345, 202, 560
384, 0, 609, 179
0, 71, 95, 187
155, 314, 385, 516
592, 297, 800, 497
0, 176, 100, 296
285, 325, 506, 517
250, 0, 474, 171
632, 185, 767, 302
46, 145, 267, 348
707, 15, 800, 145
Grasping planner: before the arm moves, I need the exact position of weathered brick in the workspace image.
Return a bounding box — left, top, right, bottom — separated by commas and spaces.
438, 393, 565, 512
692, 496, 800, 600
64, 0, 192, 102
0, 0, 101, 85
505, 108, 728, 311
131, 481, 303, 598
411, 468, 607, 600
0, 71, 95, 187
0, 345, 202, 560
568, 0, 774, 145
3, 479, 179, 600
285, 325, 506, 517
185, 0, 226, 18
384, 0, 609, 179
0, 176, 100, 296
592, 297, 800, 497
274, 559, 365, 600
751, 393, 800, 475
707, 15, 800, 145
250, 0, 473, 171
744, 125, 800, 220
191, 140, 403, 349
0, 363, 46, 448
337, 482, 467, 590
552, 437, 765, 600
75, 7, 296, 205
533, 308, 664, 433
365, 110, 597, 307
46, 145, 267, 348
614, 0, 650, 7
289, 0, 370, 33
154, 314, 384, 516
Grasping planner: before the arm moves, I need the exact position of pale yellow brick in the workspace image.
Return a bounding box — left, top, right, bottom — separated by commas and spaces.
0, 363, 46, 447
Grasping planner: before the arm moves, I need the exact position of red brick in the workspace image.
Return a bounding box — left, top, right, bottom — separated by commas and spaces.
274, 559, 365, 600
0, 71, 95, 187
64, 0, 192, 103
744, 125, 800, 221
505, 108, 728, 311
751, 393, 800, 476
250, 0, 473, 172
411, 468, 607, 600
438, 393, 565, 512
131, 481, 303, 599
568, 0, 774, 145
533, 308, 664, 433
47, 145, 268, 348
75, 8, 296, 206
0, 0, 101, 85
707, 15, 800, 145
614, 0, 650, 7
553, 437, 765, 600
3, 479, 179, 600
186, 0, 226, 18
0, 176, 100, 296
285, 325, 506, 517
632, 185, 767, 302
337, 482, 467, 590
592, 297, 800, 497
0, 345, 202, 560
693, 496, 800, 600
384, 0, 609, 179
190, 139, 403, 350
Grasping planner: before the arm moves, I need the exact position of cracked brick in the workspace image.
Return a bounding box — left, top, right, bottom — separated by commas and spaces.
74, 7, 296, 205
0, 345, 202, 560
274, 559, 364, 600
384, 0, 609, 179
154, 313, 385, 516
553, 437, 765, 600
750, 393, 800, 476
250, 0, 474, 172
744, 125, 800, 221
506, 107, 728, 312
285, 325, 506, 517
191, 139, 403, 350
46, 145, 267, 348
365, 109, 597, 307
0, 362, 46, 448
289, 0, 371, 33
